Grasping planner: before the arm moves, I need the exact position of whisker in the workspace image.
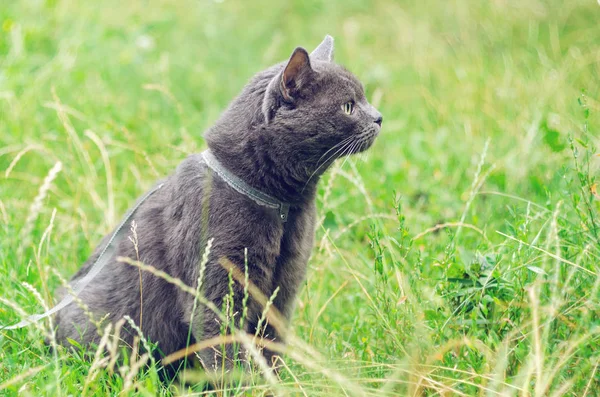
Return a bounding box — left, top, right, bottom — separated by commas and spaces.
315, 136, 355, 165
302, 137, 357, 192
338, 140, 358, 171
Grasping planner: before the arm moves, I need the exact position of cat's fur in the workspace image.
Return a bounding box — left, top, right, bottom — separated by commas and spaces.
55, 36, 382, 371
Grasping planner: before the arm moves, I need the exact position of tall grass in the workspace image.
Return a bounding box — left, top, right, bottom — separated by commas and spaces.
1, 0, 599, 395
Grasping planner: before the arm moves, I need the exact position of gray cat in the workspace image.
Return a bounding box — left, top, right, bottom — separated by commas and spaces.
54, 35, 382, 372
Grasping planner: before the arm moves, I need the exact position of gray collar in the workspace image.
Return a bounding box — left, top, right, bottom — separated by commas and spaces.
201, 150, 291, 222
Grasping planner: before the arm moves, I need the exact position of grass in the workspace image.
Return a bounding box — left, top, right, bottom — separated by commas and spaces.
1, 0, 600, 395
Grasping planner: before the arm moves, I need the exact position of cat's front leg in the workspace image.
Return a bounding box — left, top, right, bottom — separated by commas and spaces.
190, 258, 273, 376
191, 279, 246, 375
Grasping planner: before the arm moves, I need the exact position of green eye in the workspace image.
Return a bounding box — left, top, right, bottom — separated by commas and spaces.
342, 101, 354, 115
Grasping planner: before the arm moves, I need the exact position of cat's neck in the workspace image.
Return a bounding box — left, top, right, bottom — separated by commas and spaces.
204, 66, 326, 204
206, 127, 320, 205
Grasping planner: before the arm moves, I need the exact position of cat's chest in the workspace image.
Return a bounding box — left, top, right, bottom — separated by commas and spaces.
282, 206, 317, 258
251, 203, 316, 270
205, 170, 316, 265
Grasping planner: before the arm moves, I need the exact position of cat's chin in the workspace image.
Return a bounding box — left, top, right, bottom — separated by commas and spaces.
349, 129, 379, 154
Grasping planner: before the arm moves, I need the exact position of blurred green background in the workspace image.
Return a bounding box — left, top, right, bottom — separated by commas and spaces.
1, 0, 599, 395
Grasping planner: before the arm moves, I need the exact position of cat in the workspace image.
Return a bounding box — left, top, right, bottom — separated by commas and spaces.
54, 35, 382, 373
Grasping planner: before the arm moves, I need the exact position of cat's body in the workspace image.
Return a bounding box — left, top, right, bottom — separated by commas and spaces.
56, 153, 316, 368
55, 36, 382, 371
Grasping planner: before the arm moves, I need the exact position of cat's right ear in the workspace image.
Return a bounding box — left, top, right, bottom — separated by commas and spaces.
310, 35, 334, 62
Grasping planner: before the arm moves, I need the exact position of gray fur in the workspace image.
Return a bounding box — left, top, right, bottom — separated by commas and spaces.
54, 35, 382, 371
310, 35, 334, 62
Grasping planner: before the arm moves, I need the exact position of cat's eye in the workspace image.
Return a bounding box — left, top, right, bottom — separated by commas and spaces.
342, 101, 354, 115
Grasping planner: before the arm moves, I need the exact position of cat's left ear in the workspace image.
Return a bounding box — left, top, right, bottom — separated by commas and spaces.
280, 47, 313, 102
310, 35, 334, 62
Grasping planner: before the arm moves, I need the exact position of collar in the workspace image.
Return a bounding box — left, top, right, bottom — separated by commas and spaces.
201, 150, 291, 222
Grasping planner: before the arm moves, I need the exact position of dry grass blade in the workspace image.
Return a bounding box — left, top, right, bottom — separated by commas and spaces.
0, 365, 47, 391
19, 161, 62, 253
4, 144, 42, 179
412, 221, 488, 242
498, 231, 596, 275
3, 2, 600, 395
219, 257, 288, 335
162, 334, 238, 365
84, 129, 115, 226
309, 280, 348, 343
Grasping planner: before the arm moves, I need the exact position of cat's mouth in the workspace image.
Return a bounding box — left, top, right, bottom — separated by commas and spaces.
312, 127, 380, 176
349, 127, 380, 155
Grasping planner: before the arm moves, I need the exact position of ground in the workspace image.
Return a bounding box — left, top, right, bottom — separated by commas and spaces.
1, 0, 599, 395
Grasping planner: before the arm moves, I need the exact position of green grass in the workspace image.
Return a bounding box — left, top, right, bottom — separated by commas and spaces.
1, 0, 600, 395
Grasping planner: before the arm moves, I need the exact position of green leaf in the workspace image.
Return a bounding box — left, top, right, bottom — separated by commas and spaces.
67, 338, 82, 349
527, 266, 547, 275
542, 122, 566, 152
447, 278, 479, 286
576, 138, 588, 148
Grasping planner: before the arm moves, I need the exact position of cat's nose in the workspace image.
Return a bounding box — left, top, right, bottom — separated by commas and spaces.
374, 114, 383, 126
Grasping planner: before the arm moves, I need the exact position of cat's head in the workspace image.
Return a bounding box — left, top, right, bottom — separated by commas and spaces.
206, 35, 382, 197
260, 36, 382, 166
